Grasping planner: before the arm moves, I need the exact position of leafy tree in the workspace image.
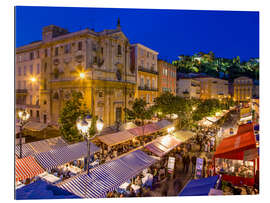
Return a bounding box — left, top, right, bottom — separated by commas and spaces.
59, 91, 90, 143
124, 98, 153, 126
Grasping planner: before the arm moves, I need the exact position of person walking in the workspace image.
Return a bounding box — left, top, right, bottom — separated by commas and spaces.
182, 154, 186, 173
191, 154, 197, 174
185, 155, 190, 173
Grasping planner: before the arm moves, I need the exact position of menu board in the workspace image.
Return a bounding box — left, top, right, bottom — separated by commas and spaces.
195, 158, 204, 178
167, 157, 175, 173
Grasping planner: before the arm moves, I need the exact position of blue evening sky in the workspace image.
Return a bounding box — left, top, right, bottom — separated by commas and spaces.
15, 6, 259, 62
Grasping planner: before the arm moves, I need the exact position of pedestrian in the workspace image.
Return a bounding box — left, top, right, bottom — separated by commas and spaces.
191, 154, 197, 174
185, 155, 190, 173
182, 155, 186, 173
203, 157, 207, 177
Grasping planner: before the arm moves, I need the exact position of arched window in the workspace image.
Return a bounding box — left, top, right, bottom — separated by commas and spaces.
117, 45, 122, 55
53, 92, 59, 100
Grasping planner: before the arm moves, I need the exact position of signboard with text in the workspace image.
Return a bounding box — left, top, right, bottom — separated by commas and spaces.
167, 157, 175, 174
195, 158, 204, 178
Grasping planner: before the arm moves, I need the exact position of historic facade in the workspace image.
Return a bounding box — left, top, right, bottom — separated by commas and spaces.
176, 78, 201, 99
130, 44, 159, 105
233, 76, 253, 102
16, 20, 136, 128
157, 60, 177, 95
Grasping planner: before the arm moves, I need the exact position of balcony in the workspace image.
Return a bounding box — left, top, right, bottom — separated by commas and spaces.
138, 66, 158, 75
16, 89, 28, 94
138, 86, 158, 92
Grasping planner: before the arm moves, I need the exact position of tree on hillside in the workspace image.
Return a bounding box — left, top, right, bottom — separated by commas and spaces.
59, 91, 90, 143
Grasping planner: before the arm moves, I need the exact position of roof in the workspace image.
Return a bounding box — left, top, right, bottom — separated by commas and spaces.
16, 180, 80, 200
23, 121, 47, 131
131, 43, 159, 54
128, 123, 159, 137
58, 150, 157, 198
98, 130, 135, 146
174, 130, 195, 142
214, 130, 256, 160
178, 176, 219, 196
16, 156, 45, 182
237, 123, 254, 135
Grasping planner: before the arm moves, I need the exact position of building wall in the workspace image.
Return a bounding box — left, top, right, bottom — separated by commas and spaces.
176, 79, 201, 99
131, 44, 158, 105
16, 24, 136, 128
233, 76, 253, 102
158, 60, 177, 95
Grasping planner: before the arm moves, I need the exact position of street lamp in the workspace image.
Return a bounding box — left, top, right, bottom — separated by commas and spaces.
30, 77, 37, 83
76, 115, 104, 175
79, 72, 86, 79
18, 110, 30, 158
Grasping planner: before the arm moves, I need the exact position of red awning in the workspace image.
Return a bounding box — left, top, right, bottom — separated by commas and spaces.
237, 123, 254, 135
214, 131, 256, 160
16, 156, 45, 182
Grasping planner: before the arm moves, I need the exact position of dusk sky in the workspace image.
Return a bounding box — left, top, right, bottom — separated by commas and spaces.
15, 6, 259, 62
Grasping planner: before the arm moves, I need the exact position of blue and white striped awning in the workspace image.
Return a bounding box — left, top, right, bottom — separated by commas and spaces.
34, 141, 100, 170
58, 150, 157, 198
15, 137, 68, 158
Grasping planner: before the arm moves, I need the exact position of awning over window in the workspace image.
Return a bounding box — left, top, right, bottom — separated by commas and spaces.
214, 131, 256, 160
178, 176, 219, 196
145, 135, 181, 157
16, 156, 45, 182
58, 150, 157, 198
15, 137, 68, 158
34, 141, 100, 170
23, 121, 47, 131
98, 130, 135, 146
15, 180, 80, 200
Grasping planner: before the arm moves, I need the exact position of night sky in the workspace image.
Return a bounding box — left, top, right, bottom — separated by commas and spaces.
15, 6, 259, 62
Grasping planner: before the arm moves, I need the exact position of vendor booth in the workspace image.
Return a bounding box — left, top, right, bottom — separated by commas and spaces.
16, 179, 80, 199
178, 175, 220, 196
213, 128, 257, 186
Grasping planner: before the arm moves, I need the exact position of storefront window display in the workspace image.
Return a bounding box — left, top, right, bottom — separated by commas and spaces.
215, 158, 254, 178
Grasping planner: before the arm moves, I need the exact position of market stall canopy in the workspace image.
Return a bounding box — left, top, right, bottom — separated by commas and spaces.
58, 150, 157, 198
15, 137, 68, 158
145, 135, 181, 157
16, 179, 80, 200
174, 130, 195, 142
178, 175, 219, 196
237, 123, 254, 135
16, 156, 45, 182
128, 123, 158, 137
214, 131, 256, 160
23, 121, 47, 131
120, 122, 137, 131
34, 141, 100, 170
154, 119, 173, 130
38, 172, 61, 184
98, 130, 135, 146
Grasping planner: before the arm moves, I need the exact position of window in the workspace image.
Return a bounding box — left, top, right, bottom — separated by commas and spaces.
54, 47, 59, 56
146, 79, 150, 88
23, 80, 26, 89
53, 92, 59, 99
147, 63, 149, 69
44, 63, 47, 73
29, 82, 32, 90
78, 41, 82, 51
101, 47, 103, 55
30, 65, 33, 74
146, 94, 149, 103
30, 109, 33, 117
141, 50, 144, 56
147, 52, 149, 57
140, 76, 144, 86
36, 97, 39, 105
30, 95, 32, 105
30, 52, 34, 60
141, 60, 144, 67
117, 45, 122, 55
18, 67, 21, 76
43, 100, 47, 105
152, 55, 155, 60
152, 78, 155, 88
24, 66, 27, 75
36, 110, 40, 118
37, 64, 40, 74
99, 91, 103, 97
36, 50, 40, 58
64, 44, 70, 54
18, 81, 21, 89
45, 49, 48, 57
18, 55, 22, 63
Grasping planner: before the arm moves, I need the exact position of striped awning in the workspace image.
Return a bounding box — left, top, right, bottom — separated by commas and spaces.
128, 123, 158, 137
35, 141, 100, 170
98, 131, 135, 146
16, 156, 45, 182
15, 137, 68, 158
145, 135, 181, 157
58, 150, 157, 198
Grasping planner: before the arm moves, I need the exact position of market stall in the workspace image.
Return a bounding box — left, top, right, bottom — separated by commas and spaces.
98, 130, 135, 147
237, 123, 254, 135
16, 156, 45, 182
58, 150, 157, 198
144, 135, 181, 157
178, 175, 220, 196
15, 179, 80, 199
214, 129, 257, 186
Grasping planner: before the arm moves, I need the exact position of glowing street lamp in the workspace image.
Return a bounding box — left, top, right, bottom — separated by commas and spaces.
192, 106, 197, 111
79, 72, 86, 79
18, 110, 30, 158
167, 126, 175, 135
30, 77, 37, 83
76, 115, 104, 175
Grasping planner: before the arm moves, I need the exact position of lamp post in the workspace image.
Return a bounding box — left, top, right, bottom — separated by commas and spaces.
76, 115, 104, 175
18, 110, 30, 158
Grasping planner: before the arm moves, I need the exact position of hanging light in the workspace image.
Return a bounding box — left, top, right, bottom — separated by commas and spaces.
96, 118, 104, 133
